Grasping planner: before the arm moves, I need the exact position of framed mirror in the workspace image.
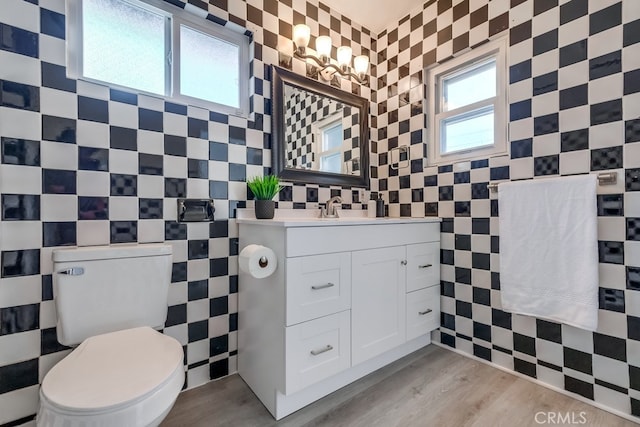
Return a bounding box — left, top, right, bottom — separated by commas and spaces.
271, 66, 370, 188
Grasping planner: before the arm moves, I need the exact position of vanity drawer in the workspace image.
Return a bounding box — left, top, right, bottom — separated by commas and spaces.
406, 285, 440, 341
406, 242, 440, 292
284, 310, 351, 395
286, 252, 351, 326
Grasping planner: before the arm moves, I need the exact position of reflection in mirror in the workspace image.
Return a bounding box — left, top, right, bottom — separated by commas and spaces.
272, 66, 369, 188
284, 86, 360, 175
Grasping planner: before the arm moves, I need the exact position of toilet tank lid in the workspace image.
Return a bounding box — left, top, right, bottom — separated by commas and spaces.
53, 244, 172, 262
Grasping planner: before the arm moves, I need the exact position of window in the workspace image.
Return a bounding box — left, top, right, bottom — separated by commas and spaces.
426, 38, 507, 165
67, 0, 249, 116
312, 116, 343, 174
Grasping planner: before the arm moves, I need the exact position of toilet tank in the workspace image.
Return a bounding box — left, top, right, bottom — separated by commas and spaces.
52, 244, 173, 346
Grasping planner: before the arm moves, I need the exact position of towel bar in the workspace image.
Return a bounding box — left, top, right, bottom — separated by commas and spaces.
487, 171, 617, 193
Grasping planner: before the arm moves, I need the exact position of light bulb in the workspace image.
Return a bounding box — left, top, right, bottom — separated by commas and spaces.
293, 24, 310, 49
315, 36, 332, 61
337, 46, 352, 67
354, 55, 369, 75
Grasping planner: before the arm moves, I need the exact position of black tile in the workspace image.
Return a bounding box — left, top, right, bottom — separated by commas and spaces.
42, 115, 76, 143
456, 300, 472, 318
1, 249, 40, 278
171, 262, 187, 282
591, 146, 622, 171
514, 358, 537, 378
561, 129, 589, 152
534, 113, 559, 136
536, 319, 562, 343
628, 218, 640, 240
472, 218, 490, 234
110, 221, 137, 243
626, 119, 640, 143
510, 21, 531, 46
139, 198, 162, 219
210, 296, 228, 317
42, 62, 76, 92
560, 0, 588, 25
627, 266, 640, 290
442, 281, 455, 298
40, 7, 65, 39
559, 84, 588, 110
472, 287, 491, 306
110, 173, 136, 196
165, 101, 187, 115
442, 312, 455, 330
456, 267, 472, 285
440, 332, 455, 347
471, 182, 489, 199
491, 236, 499, 253
454, 171, 470, 184
533, 0, 557, 16
43, 169, 76, 194
229, 312, 238, 332
110, 126, 137, 151
565, 375, 594, 400
0, 304, 39, 335
42, 275, 53, 301
1, 137, 40, 166
473, 322, 491, 342
165, 135, 187, 156
590, 2, 621, 35
599, 288, 625, 312
534, 155, 559, 176
455, 234, 471, 251
210, 111, 228, 124
78, 196, 108, 220
209, 181, 228, 199
564, 347, 593, 374
0, 23, 38, 57
591, 99, 622, 126
599, 241, 624, 264
559, 39, 587, 68
532, 71, 557, 96
188, 240, 209, 260
246, 147, 263, 165
597, 194, 624, 216
229, 275, 238, 294
165, 304, 186, 327
0, 80, 39, 111
229, 163, 246, 182
188, 159, 208, 179
441, 249, 454, 265
590, 50, 621, 81
439, 185, 453, 201
624, 69, 640, 95
627, 168, 640, 191
490, 166, 509, 180
229, 126, 246, 145
594, 333, 626, 362
78, 96, 108, 123
455, 201, 470, 217
188, 118, 208, 139
210, 258, 228, 277
209, 141, 228, 161
533, 29, 557, 56
43, 222, 76, 246
139, 153, 163, 175
441, 218, 454, 233
210, 358, 229, 379
2, 194, 40, 221
472, 252, 490, 270
139, 108, 163, 132
79, 147, 108, 171
631, 365, 640, 391
510, 99, 531, 121
188, 320, 208, 342
41, 327, 69, 355
624, 19, 640, 47
210, 335, 229, 357
0, 359, 38, 394
110, 89, 137, 105
513, 332, 536, 356
491, 272, 500, 290
629, 316, 640, 341
492, 309, 512, 329
511, 138, 532, 159
165, 178, 186, 198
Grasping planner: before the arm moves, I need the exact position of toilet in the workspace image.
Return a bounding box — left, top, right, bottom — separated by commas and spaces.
37, 244, 184, 427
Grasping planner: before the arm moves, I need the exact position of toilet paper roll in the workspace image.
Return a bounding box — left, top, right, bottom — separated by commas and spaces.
239, 244, 277, 279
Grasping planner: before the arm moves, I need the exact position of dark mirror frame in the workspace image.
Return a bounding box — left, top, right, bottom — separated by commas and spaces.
271, 66, 370, 188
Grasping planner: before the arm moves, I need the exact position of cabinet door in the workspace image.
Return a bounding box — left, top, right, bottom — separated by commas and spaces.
406, 242, 440, 293
406, 285, 440, 341
352, 246, 406, 365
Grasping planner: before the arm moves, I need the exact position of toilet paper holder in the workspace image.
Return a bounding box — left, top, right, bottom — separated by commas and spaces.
177, 199, 215, 222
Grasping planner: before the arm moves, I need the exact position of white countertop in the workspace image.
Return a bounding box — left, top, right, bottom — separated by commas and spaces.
236, 208, 441, 227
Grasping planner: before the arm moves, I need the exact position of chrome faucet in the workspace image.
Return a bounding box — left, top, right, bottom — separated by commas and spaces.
321, 196, 343, 218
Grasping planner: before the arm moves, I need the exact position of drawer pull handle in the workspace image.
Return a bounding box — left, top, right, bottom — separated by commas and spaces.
58, 267, 85, 276
401, 260, 407, 266
418, 264, 433, 269
418, 309, 433, 315
310, 345, 333, 356
311, 282, 335, 290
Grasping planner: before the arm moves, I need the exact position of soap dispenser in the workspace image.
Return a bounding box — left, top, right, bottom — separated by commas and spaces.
367, 194, 377, 218
375, 195, 385, 218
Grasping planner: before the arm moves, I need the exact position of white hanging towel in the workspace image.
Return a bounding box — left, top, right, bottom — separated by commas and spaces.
498, 174, 599, 331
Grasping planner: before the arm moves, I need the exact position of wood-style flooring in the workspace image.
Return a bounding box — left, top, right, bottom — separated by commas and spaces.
161, 345, 638, 427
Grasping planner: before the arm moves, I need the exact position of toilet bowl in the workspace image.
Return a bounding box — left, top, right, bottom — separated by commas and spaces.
37, 327, 184, 427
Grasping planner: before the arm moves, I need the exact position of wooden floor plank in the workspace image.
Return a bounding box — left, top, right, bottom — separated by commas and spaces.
161, 346, 638, 427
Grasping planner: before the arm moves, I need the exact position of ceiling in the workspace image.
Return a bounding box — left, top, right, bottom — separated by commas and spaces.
320, 0, 424, 35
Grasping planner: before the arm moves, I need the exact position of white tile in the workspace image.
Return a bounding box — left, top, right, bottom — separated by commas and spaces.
187, 298, 209, 323
109, 102, 138, 129
40, 87, 77, 119
38, 350, 71, 383
559, 150, 590, 176
593, 355, 629, 388
0, 276, 40, 308
598, 264, 626, 290
76, 220, 110, 246
0, 385, 39, 426
626, 241, 640, 267
76, 171, 109, 196
537, 365, 564, 389
40, 194, 76, 222
40, 0, 65, 13
163, 324, 188, 346
38, 33, 65, 65
589, 122, 624, 149
186, 138, 209, 160
137, 175, 164, 198
0, 51, 40, 86
0, 164, 41, 194
109, 149, 138, 175
589, 75, 623, 105
532, 8, 558, 38
0, 221, 40, 250
561, 324, 593, 352
536, 339, 564, 366
39, 300, 57, 329
109, 196, 138, 220
557, 60, 589, 91
186, 364, 210, 390
625, 143, 640, 168
531, 50, 558, 77
164, 156, 187, 178
0, 0, 39, 32
588, 27, 623, 58
558, 16, 588, 48
0, 107, 41, 140
558, 105, 590, 132
76, 80, 109, 100
187, 105, 209, 120
509, 117, 533, 141
137, 220, 164, 243
138, 94, 164, 111
164, 113, 187, 136
626, 192, 640, 217
186, 339, 209, 365
597, 217, 626, 242
228, 144, 246, 164
137, 130, 164, 155
594, 385, 631, 415
187, 259, 209, 282
589, 0, 620, 13
40, 141, 77, 170
77, 121, 109, 148
624, 93, 640, 121
596, 310, 627, 339
532, 133, 560, 157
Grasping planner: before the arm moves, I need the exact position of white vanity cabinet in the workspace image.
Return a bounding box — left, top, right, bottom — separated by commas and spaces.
238, 214, 440, 420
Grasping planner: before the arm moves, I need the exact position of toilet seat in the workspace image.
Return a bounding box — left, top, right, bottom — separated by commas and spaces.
37, 327, 184, 427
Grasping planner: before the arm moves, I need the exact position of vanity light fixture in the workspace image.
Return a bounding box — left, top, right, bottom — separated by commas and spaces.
292, 24, 369, 84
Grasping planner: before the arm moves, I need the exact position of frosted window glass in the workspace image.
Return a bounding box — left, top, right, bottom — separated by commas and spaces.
83, 0, 166, 95
320, 153, 341, 173
323, 123, 342, 151
442, 108, 494, 153
180, 25, 240, 108
443, 61, 496, 111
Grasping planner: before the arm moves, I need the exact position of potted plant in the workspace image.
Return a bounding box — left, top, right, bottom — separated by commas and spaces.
247, 175, 282, 219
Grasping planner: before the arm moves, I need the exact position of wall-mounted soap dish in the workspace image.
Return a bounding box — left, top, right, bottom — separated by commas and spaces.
177, 199, 215, 222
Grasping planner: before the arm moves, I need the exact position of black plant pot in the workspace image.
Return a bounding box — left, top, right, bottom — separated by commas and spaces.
255, 200, 275, 219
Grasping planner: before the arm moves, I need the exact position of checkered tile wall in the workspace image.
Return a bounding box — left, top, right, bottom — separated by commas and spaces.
374, 0, 640, 419
0, 0, 372, 424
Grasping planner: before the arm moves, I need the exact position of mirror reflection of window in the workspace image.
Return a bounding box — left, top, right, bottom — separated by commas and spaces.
319, 121, 343, 173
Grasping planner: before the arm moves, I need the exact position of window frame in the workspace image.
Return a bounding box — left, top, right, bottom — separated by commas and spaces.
426, 38, 508, 166
66, 0, 250, 117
